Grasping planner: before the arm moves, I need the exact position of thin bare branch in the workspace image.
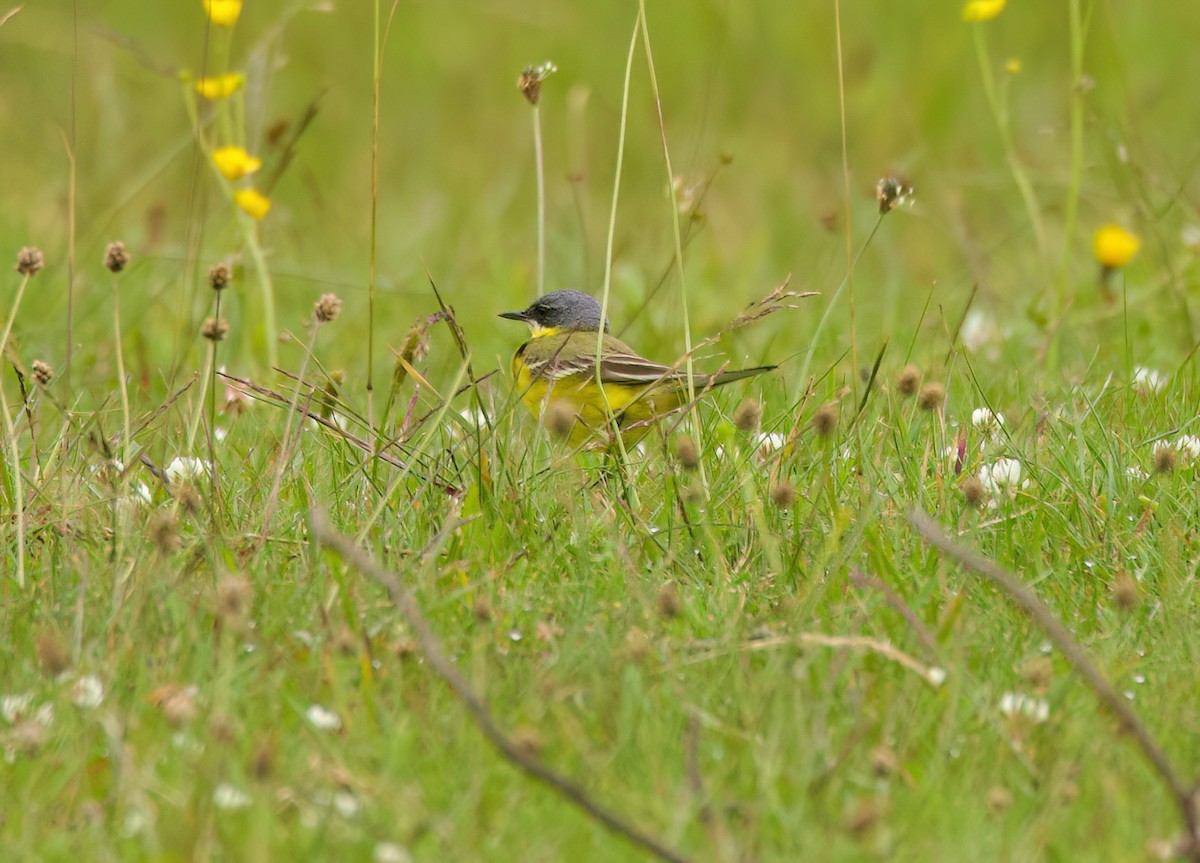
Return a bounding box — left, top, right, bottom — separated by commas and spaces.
908, 508, 1199, 855
310, 511, 690, 863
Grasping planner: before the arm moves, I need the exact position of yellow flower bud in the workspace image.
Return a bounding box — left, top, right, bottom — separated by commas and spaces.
203, 0, 242, 26
962, 0, 1006, 22
195, 73, 245, 100
1093, 224, 1140, 269
212, 146, 263, 181
234, 188, 272, 220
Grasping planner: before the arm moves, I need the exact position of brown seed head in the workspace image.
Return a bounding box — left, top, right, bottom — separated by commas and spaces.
517, 61, 556, 105
173, 482, 203, 515
216, 573, 253, 624
104, 241, 130, 274
876, 176, 913, 214
896, 365, 922, 396
149, 512, 183, 554
769, 481, 796, 509
201, 317, 230, 342
1153, 444, 1177, 474
543, 398, 577, 439
986, 786, 1013, 815
675, 435, 699, 470
161, 687, 199, 727
917, 382, 946, 412
656, 583, 681, 619
35, 628, 71, 676
16, 246, 45, 276
512, 725, 543, 758
733, 398, 762, 432
472, 596, 494, 622
843, 796, 884, 837
31, 360, 54, 387
1020, 656, 1053, 694
1111, 571, 1138, 611
811, 403, 839, 438
208, 261, 231, 291
314, 292, 342, 323
15, 244, 44, 274
869, 745, 900, 778
960, 476, 986, 508
252, 736, 277, 780
210, 712, 237, 744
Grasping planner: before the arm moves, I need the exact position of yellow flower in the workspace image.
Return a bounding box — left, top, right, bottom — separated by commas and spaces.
962, 0, 1006, 22
1093, 224, 1140, 269
195, 73, 245, 100
1005, 58, 1022, 75
212, 146, 263, 181
203, 0, 242, 26
234, 188, 272, 220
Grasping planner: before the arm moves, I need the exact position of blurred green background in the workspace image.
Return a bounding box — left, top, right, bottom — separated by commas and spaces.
3, 1, 1198, 394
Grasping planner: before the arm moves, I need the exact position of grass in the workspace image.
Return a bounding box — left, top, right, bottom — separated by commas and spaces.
2, 1, 1200, 860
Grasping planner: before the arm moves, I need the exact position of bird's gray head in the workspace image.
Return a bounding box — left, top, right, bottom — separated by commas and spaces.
498, 289, 609, 334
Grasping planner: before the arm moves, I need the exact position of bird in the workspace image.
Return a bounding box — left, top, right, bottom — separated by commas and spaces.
500, 289, 776, 448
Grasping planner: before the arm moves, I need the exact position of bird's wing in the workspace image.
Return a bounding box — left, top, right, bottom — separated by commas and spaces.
596, 351, 679, 385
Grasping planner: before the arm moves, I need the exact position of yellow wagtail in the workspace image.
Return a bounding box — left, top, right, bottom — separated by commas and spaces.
500, 289, 775, 448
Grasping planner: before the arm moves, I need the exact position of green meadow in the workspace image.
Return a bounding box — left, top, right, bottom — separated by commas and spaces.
2, 1, 1199, 860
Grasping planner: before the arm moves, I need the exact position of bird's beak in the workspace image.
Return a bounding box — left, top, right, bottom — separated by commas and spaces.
498, 310, 528, 322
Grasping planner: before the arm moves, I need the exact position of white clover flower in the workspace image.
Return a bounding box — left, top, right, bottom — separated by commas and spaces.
305, 704, 342, 732
165, 456, 211, 485
998, 691, 1049, 724
332, 791, 360, 819
213, 783, 252, 810
70, 675, 105, 709
971, 407, 1005, 440
960, 310, 1000, 353
374, 843, 413, 863
1182, 224, 1200, 253
1125, 465, 1149, 481
2, 693, 34, 724
1176, 434, 1200, 463
978, 458, 1027, 498
755, 432, 787, 453
926, 667, 947, 687
1132, 366, 1167, 395
459, 408, 490, 430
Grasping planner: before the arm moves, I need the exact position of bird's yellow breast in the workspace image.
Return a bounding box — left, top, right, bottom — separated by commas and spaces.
512, 342, 682, 448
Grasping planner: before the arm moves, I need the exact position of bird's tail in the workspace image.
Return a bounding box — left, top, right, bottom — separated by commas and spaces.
704, 365, 777, 388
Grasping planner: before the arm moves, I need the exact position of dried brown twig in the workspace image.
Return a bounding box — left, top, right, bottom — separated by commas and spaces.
310, 510, 690, 863
908, 509, 1200, 859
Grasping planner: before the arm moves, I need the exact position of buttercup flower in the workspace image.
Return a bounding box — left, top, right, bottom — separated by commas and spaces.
234, 188, 271, 220
1093, 224, 1140, 269
195, 73, 245, 100
962, 0, 1006, 22
212, 146, 262, 181
203, 0, 243, 26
